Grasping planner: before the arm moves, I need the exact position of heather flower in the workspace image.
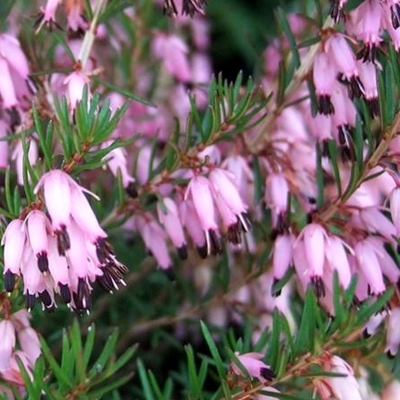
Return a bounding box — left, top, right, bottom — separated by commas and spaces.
0, 120, 9, 168
321, 355, 363, 400
230, 352, 274, 383
65, 0, 88, 32
296, 223, 328, 297
382, 380, 400, 400
358, 61, 379, 116
185, 175, 221, 256
63, 71, 91, 111
386, 307, 400, 357
12, 138, 38, 186
0, 320, 15, 372
152, 32, 191, 82
272, 233, 294, 281
35, 0, 61, 31
2, 219, 26, 290
0, 34, 30, 82
324, 32, 364, 97
313, 52, 337, 115
101, 140, 135, 190
324, 235, 352, 289
157, 198, 188, 259
349, 0, 382, 63
208, 168, 250, 244
264, 172, 290, 229
354, 238, 386, 295
1, 169, 128, 311
389, 186, 400, 235
0, 58, 18, 109
134, 214, 172, 269
179, 199, 207, 258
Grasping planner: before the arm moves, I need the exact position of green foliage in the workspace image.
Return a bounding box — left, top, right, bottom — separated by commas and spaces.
22, 320, 137, 399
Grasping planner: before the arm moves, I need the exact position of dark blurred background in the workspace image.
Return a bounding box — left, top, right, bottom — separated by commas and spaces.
208, 0, 293, 80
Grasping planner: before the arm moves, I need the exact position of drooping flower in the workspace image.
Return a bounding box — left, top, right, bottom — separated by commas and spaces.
1, 169, 128, 311
185, 175, 221, 256
230, 352, 274, 383
157, 198, 188, 259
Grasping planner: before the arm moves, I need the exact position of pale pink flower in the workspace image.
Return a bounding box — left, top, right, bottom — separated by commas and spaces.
0, 34, 30, 81
69, 183, 107, 242
324, 32, 363, 97
1, 219, 25, 290
360, 206, 396, 242
354, 239, 386, 295
157, 198, 187, 259
209, 168, 250, 244
185, 175, 221, 256
367, 236, 400, 284
313, 52, 337, 115
0, 58, 18, 109
230, 352, 274, 382
364, 312, 385, 337
296, 223, 328, 297
325, 235, 352, 289
358, 61, 379, 116
63, 71, 91, 111
0, 120, 9, 168
386, 307, 400, 357
17, 327, 40, 366
102, 141, 135, 189
152, 32, 191, 82
264, 172, 289, 228
34, 169, 72, 232
12, 138, 38, 185
349, 0, 382, 62
25, 210, 51, 273
135, 215, 172, 269
179, 199, 207, 258
382, 380, 400, 400
322, 355, 363, 400
272, 233, 294, 281
66, 0, 88, 32
390, 187, 400, 235
0, 320, 15, 372
36, 0, 61, 31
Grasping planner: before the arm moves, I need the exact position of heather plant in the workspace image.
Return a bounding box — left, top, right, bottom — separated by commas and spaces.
2, 0, 400, 399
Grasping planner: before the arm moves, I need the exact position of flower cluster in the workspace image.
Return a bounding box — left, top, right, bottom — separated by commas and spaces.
0, 310, 40, 399
2, 170, 128, 312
